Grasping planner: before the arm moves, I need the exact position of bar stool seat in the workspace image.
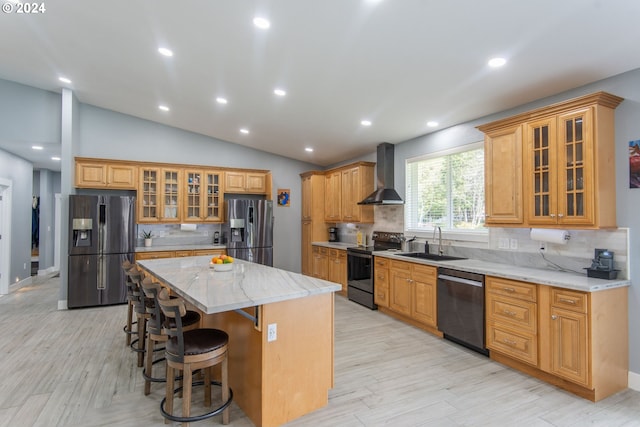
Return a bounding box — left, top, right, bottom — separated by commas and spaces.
158, 290, 232, 426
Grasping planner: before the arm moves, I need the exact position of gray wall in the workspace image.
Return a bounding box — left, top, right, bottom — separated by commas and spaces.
0, 148, 33, 283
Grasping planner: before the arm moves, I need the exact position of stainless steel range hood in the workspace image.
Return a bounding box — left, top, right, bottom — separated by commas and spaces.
358, 142, 404, 205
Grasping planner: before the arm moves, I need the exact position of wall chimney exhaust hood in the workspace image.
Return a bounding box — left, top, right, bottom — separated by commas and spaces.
358, 142, 404, 205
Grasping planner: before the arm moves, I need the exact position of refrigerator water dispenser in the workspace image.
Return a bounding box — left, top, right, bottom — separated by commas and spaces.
72, 218, 93, 247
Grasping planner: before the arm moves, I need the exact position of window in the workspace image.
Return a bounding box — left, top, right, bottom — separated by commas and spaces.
405, 142, 486, 239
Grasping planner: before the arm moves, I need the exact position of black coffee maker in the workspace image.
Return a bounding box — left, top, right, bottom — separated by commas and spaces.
328, 227, 339, 242
586, 248, 618, 279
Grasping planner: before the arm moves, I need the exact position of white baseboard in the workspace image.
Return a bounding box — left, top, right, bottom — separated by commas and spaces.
628, 371, 640, 391
9, 276, 32, 293
37, 266, 60, 277
58, 299, 68, 310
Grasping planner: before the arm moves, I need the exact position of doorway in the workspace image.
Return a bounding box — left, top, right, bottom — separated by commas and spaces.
0, 178, 12, 295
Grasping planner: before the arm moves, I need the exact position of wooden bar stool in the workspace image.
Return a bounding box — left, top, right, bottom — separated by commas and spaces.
122, 260, 137, 346
140, 277, 200, 396
127, 266, 150, 367
157, 289, 232, 426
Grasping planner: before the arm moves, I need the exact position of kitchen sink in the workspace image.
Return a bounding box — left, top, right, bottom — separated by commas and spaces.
397, 252, 467, 261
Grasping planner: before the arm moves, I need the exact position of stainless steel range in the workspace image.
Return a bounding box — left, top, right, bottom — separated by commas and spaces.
347, 231, 403, 309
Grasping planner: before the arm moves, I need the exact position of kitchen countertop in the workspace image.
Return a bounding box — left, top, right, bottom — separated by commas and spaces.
137, 255, 341, 314
310, 242, 629, 292
135, 244, 227, 253
373, 250, 630, 292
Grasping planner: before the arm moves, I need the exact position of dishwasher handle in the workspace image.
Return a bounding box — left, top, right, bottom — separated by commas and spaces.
438, 274, 483, 288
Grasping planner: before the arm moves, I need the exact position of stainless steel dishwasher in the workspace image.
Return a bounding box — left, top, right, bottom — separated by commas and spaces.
437, 267, 489, 356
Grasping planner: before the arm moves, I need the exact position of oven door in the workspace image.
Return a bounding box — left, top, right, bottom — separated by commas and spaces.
347, 251, 372, 293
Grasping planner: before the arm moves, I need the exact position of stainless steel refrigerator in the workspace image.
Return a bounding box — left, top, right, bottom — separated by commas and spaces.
68, 195, 136, 308
223, 199, 274, 266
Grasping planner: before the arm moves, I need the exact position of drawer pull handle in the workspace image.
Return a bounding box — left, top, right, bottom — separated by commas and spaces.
502, 338, 516, 346
503, 310, 517, 317
503, 287, 516, 293
559, 298, 576, 304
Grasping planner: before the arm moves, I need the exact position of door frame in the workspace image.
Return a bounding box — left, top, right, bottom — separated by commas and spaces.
0, 178, 12, 295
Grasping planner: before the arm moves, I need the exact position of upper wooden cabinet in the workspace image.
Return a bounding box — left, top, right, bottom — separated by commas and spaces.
75, 158, 137, 190
483, 125, 523, 225
182, 169, 224, 223
301, 172, 328, 276
478, 92, 623, 229
225, 171, 267, 194
324, 162, 374, 223
138, 166, 182, 223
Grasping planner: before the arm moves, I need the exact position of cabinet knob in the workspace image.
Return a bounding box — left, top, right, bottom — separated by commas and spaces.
551, 314, 558, 320
550, 213, 556, 218
558, 213, 564, 218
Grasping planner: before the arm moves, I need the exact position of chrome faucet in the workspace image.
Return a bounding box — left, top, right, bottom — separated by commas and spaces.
433, 226, 443, 255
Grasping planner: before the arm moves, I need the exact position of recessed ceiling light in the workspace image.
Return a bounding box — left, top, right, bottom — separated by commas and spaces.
216, 97, 228, 104
273, 88, 286, 97
51, 156, 61, 161
240, 128, 250, 134
427, 121, 439, 127
158, 105, 170, 112
253, 17, 271, 29
488, 57, 507, 68
58, 77, 72, 84
32, 145, 43, 150
361, 120, 372, 126
305, 147, 314, 152
158, 47, 173, 57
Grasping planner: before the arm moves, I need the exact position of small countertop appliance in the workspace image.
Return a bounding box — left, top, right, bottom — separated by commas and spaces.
586, 248, 618, 279
328, 227, 339, 242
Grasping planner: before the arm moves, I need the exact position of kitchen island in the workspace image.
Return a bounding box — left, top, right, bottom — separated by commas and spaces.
137, 256, 341, 427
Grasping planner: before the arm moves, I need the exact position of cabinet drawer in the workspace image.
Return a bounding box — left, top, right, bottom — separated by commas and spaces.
487, 322, 538, 366
487, 294, 537, 333
487, 276, 537, 302
374, 268, 388, 285
390, 260, 410, 271
312, 246, 328, 255
329, 249, 346, 259
374, 257, 389, 269
551, 288, 587, 313
174, 250, 194, 257
412, 264, 437, 282
135, 251, 175, 260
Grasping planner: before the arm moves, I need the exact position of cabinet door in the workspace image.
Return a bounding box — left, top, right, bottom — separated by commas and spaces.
76, 162, 107, 187
328, 250, 347, 293
138, 167, 160, 222
324, 171, 342, 222
390, 268, 412, 317
161, 168, 181, 222
550, 307, 589, 386
411, 265, 437, 327
484, 125, 523, 225
301, 222, 313, 276
225, 171, 245, 193
183, 170, 203, 222
525, 117, 558, 225
312, 247, 328, 280
301, 175, 312, 221
341, 167, 360, 222
556, 108, 594, 226
203, 171, 224, 222
107, 164, 137, 189
245, 172, 267, 193
374, 266, 389, 308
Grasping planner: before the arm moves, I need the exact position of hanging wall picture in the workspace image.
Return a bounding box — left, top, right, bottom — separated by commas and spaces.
630, 140, 640, 188
277, 188, 290, 207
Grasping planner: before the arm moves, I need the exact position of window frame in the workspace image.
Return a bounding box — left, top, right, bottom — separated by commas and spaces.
404, 141, 488, 243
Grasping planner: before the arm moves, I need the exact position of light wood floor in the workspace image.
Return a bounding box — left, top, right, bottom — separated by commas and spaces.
2, 276, 640, 427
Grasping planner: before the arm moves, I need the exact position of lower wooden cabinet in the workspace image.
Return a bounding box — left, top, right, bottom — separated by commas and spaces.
135, 248, 225, 261
135, 251, 176, 261
487, 275, 628, 402
328, 249, 347, 293
389, 260, 437, 328
311, 246, 328, 280
374, 257, 390, 307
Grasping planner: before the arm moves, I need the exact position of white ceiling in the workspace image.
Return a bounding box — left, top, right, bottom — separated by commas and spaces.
1, 0, 640, 172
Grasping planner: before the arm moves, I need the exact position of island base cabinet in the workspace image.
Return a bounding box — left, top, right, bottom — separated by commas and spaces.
201, 293, 334, 427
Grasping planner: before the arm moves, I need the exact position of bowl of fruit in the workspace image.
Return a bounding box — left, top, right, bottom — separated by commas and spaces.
210, 254, 234, 272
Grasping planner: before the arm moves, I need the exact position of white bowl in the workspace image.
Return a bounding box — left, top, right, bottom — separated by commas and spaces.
210, 262, 233, 272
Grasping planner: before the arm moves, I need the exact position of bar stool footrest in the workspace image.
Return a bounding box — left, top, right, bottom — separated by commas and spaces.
160, 380, 233, 423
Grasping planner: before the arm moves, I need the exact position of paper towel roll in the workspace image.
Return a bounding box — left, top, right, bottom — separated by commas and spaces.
529, 228, 570, 245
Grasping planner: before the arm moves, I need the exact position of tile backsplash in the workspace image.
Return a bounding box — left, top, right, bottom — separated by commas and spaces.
136, 223, 221, 247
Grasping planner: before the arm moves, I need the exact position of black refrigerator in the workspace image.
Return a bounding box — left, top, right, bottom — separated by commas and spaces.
223, 199, 274, 266
68, 195, 136, 308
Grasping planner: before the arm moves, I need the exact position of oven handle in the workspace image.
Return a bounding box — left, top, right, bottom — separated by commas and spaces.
347, 252, 372, 260
438, 274, 483, 287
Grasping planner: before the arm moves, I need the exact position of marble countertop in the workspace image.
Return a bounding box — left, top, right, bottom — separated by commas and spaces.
135, 244, 227, 253
137, 256, 341, 314
311, 241, 358, 250
373, 251, 630, 292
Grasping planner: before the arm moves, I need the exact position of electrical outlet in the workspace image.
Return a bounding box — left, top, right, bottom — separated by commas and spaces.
267, 323, 277, 342
539, 241, 546, 251
498, 238, 509, 249
510, 239, 518, 250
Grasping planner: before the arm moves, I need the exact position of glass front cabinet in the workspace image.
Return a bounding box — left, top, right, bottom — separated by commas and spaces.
480, 92, 623, 229
182, 169, 224, 222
